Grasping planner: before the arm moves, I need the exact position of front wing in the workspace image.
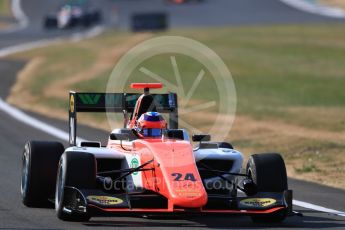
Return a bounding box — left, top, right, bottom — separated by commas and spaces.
61, 187, 292, 217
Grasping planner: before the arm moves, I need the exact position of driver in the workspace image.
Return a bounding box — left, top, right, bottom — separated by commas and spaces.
135, 112, 167, 138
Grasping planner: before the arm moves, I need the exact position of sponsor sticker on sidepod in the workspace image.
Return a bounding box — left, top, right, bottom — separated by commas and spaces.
240, 198, 276, 207
87, 196, 123, 206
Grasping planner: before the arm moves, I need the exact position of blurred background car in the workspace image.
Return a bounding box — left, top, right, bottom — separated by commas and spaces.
44, 0, 102, 29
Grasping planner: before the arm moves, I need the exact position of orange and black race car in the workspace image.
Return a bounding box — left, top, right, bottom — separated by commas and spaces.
21, 83, 294, 223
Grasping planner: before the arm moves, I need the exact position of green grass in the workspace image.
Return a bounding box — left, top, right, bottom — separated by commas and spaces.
179, 25, 345, 131
295, 163, 320, 173
31, 46, 96, 96
9, 24, 345, 188
11, 24, 345, 132
0, 0, 11, 17
73, 70, 111, 92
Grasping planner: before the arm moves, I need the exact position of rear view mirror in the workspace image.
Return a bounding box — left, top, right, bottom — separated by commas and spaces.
192, 134, 211, 142
165, 129, 184, 140
110, 133, 130, 141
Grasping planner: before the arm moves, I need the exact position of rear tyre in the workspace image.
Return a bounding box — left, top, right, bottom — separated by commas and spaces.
21, 141, 64, 207
246, 153, 288, 223
55, 152, 96, 222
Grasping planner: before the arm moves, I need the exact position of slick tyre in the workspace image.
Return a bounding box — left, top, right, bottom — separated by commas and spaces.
246, 153, 288, 223
21, 141, 65, 207
55, 152, 96, 222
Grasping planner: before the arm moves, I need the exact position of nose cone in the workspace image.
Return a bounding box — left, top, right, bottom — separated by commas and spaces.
139, 140, 208, 208
159, 153, 208, 208
169, 173, 208, 208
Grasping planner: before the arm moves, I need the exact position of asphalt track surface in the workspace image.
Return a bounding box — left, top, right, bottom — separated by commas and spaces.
0, 0, 345, 229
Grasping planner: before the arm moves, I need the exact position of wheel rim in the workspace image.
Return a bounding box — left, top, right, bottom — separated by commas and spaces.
55, 162, 64, 210
248, 169, 252, 180
21, 148, 29, 196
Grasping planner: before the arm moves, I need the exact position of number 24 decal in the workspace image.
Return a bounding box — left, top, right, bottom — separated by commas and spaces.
171, 173, 196, 181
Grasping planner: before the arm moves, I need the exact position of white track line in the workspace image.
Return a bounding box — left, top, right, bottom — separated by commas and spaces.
0, 37, 63, 58
0, 98, 87, 142
0, 9, 344, 218
0, 26, 104, 142
294, 200, 345, 217
0, 26, 104, 58
11, 0, 28, 27
279, 0, 345, 18
1, 0, 28, 34
0, 1, 103, 143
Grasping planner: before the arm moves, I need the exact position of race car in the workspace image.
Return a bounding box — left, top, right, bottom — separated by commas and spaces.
21, 83, 293, 223
43, 0, 102, 29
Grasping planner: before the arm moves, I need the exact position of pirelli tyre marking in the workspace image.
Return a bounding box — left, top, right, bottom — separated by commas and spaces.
87, 196, 123, 206
240, 198, 276, 208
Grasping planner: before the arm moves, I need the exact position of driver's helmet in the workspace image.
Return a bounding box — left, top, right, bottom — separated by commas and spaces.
136, 112, 167, 137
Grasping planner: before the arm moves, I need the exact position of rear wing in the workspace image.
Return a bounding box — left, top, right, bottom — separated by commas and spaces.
69, 92, 178, 146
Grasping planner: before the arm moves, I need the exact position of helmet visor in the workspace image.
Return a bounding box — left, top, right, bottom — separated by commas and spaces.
143, 128, 162, 137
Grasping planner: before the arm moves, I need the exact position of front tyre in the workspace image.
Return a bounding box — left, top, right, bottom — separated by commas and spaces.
55, 152, 96, 222
246, 153, 288, 223
21, 141, 64, 207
